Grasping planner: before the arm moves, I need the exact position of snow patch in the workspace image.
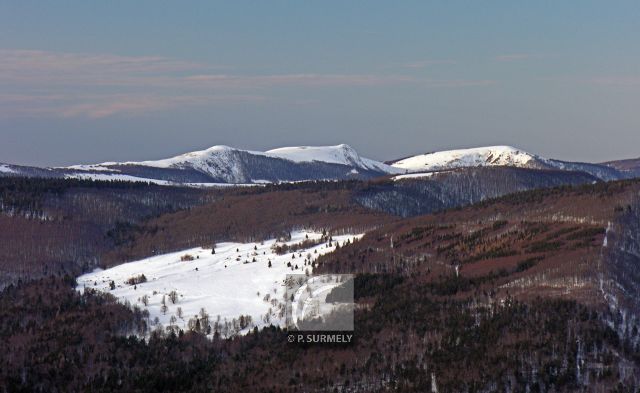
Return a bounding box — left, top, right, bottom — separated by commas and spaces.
65, 173, 173, 185
77, 230, 361, 337
64, 173, 263, 188
66, 164, 118, 172
603, 221, 612, 247
0, 164, 16, 174
392, 172, 437, 181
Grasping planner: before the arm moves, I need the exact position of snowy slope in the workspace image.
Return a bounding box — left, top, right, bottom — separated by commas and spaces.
77, 230, 361, 337
392, 172, 437, 181
391, 146, 543, 172
62, 144, 398, 184
131, 145, 247, 181
66, 145, 250, 183
2, 144, 629, 183
131, 143, 391, 171
131, 144, 398, 175
265, 144, 397, 173
390, 145, 625, 181
66, 164, 117, 172
65, 172, 173, 185
0, 164, 16, 174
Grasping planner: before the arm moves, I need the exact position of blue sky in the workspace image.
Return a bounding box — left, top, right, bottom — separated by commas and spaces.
1, 1, 639, 165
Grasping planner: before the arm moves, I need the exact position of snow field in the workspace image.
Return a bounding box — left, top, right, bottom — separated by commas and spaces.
0, 164, 16, 174
391, 146, 538, 172
77, 230, 361, 337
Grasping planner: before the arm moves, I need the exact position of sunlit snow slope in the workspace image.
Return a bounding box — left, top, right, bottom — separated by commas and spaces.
391, 146, 541, 172
77, 230, 361, 337
62, 144, 398, 184
265, 144, 395, 173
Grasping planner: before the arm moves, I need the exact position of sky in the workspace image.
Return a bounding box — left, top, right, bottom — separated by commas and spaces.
1, 1, 639, 166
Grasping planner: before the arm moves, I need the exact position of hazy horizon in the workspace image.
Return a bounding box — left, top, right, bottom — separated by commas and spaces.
2, 1, 639, 166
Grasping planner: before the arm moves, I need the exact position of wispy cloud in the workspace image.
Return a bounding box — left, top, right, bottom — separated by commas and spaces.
421, 79, 494, 87
0, 49, 204, 74
495, 53, 538, 62
0, 93, 266, 119
57, 95, 266, 119
400, 59, 457, 69
537, 75, 640, 88
0, 49, 492, 118
588, 76, 640, 87
182, 73, 416, 88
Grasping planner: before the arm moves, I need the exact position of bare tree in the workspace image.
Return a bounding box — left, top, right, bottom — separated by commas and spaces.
168, 290, 178, 304
161, 295, 168, 315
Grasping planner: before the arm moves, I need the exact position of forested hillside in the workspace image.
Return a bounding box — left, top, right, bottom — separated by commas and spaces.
2, 177, 640, 391
0, 178, 216, 288
357, 166, 598, 217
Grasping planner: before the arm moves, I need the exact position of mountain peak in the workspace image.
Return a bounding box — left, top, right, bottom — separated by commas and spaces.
204, 145, 236, 152
266, 144, 359, 164
390, 145, 541, 172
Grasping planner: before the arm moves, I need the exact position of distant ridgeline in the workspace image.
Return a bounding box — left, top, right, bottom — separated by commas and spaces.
1, 144, 636, 185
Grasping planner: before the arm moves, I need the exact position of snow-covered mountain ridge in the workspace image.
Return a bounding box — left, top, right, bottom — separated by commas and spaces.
390, 146, 541, 172
76, 144, 389, 172
62, 144, 400, 184
389, 145, 625, 181
0, 144, 634, 184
